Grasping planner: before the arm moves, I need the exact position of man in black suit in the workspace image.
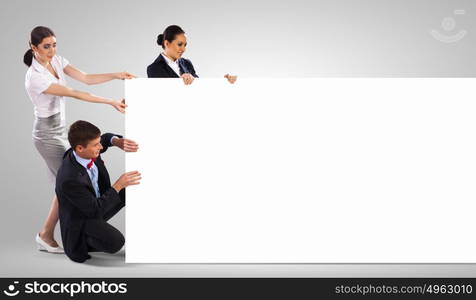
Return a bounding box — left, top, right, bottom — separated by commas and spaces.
56, 120, 141, 263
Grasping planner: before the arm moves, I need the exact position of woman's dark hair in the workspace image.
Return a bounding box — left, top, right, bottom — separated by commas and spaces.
157, 25, 185, 49
23, 26, 55, 67
68, 120, 101, 150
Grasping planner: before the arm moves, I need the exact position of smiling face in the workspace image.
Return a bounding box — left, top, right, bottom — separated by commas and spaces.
164, 33, 187, 60
31, 36, 56, 63
75, 136, 103, 159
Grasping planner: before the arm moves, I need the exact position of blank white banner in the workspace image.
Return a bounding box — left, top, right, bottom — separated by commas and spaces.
125, 78, 476, 263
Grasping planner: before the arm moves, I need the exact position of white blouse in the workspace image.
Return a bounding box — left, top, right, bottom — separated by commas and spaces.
25, 55, 69, 121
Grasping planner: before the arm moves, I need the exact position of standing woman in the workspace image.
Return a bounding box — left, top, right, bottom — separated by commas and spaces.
24, 26, 135, 253
147, 25, 237, 85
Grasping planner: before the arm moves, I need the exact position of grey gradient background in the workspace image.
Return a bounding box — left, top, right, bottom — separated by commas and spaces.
1, 0, 475, 277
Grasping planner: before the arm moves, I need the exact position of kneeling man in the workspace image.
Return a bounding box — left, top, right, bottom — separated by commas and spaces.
56, 120, 141, 263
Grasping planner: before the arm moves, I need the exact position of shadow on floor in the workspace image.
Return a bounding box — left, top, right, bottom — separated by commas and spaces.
83, 249, 133, 267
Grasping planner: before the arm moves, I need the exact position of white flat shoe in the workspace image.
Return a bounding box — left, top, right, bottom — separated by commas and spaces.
35, 233, 64, 254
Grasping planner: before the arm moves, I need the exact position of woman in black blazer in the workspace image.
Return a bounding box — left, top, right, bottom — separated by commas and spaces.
147, 25, 237, 85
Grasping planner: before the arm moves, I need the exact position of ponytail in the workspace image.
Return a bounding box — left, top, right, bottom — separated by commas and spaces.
23, 49, 34, 67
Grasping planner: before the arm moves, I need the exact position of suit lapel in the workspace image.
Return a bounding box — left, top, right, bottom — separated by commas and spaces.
95, 157, 109, 195
178, 59, 188, 75
67, 150, 99, 197
78, 171, 96, 195
156, 54, 180, 78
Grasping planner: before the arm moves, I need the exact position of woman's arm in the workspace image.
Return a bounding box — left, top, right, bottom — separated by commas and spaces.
44, 83, 126, 113
64, 65, 136, 85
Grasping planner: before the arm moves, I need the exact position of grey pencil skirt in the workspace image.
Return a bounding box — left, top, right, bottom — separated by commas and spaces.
32, 112, 69, 185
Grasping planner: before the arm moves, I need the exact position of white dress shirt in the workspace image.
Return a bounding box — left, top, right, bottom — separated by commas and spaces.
161, 53, 181, 76
25, 55, 69, 122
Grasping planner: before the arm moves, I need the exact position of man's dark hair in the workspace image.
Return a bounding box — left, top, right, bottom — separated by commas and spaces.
68, 120, 101, 150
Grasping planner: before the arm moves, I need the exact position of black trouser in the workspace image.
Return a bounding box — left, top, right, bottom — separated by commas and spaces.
83, 199, 125, 254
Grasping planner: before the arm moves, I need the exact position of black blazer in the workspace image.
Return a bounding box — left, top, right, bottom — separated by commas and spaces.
55, 133, 125, 263
147, 53, 199, 78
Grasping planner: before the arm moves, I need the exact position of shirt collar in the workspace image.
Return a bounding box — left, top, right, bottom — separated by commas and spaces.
73, 151, 93, 170
31, 56, 49, 73
161, 52, 178, 65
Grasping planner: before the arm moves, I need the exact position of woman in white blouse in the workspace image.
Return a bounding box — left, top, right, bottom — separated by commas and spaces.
24, 26, 136, 253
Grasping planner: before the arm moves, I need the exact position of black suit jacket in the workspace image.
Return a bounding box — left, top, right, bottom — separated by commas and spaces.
147, 53, 199, 78
56, 133, 125, 263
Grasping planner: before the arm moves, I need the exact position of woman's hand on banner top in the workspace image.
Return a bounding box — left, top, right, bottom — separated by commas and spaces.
115, 72, 137, 80
224, 74, 237, 84
181, 73, 194, 85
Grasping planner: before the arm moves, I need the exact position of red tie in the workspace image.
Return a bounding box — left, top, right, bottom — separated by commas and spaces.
87, 158, 96, 169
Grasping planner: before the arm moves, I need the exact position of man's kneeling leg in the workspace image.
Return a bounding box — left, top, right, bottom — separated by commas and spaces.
84, 219, 125, 254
